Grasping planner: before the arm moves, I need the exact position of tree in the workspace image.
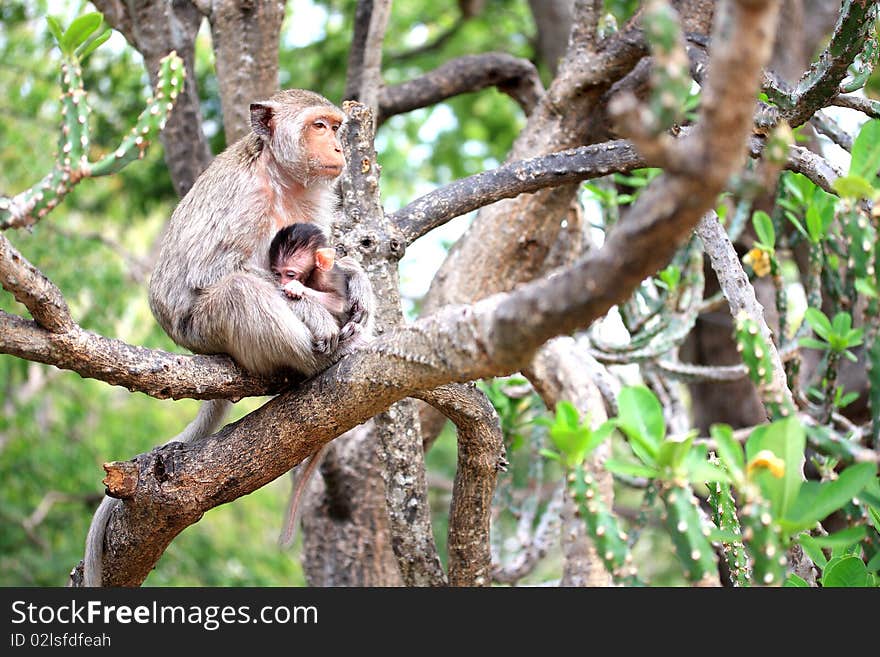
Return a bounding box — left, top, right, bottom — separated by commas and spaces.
1, 0, 878, 587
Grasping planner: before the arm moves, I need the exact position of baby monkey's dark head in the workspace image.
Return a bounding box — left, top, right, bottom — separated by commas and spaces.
269, 223, 336, 286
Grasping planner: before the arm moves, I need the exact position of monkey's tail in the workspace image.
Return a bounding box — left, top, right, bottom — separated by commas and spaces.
81, 399, 232, 587
279, 443, 330, 548
169, 398, 233, 443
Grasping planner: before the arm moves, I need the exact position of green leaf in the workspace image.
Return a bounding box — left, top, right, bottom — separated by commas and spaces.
752, 210, 775, 250
603, 459, 660, 479
782, 462, 877, 533
867, 551, 880, 572
804, 525, 867, 549
710, 424, 744, 478
804, 308, 832, 340
804, 205, 822, 242
616, 386, 665, 465
868, 505, 880, 532
799, 337, 830, 351
850, 119, 880, 181
784, 573, 809, 587
831, 311, 853, 337
833, 173, 876, 200
61, 12, 103, 53
798, 534, 828, 568
46, 15, 65, 49
556, 400, 580, 430
657, 432, 695, 470
538, 448, 561, 462
584, 421, 615, 455
822, 555, 871, 587
685, 460, 731, 485
746, 417, 805, 518
77, 28, 112, 61
786, 212, 809, 241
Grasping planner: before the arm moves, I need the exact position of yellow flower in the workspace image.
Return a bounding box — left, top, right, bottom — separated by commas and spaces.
746, 449, 785, 478
743, 247, 771, 277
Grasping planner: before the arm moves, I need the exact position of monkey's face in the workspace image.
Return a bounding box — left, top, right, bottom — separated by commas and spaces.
301, 108, 345, 179
272, 252, 315, 287
267, 105, 345, 184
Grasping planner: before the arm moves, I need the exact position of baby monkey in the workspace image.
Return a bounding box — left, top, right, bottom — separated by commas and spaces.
269, 223, 348, 327
269, 223, 366, 547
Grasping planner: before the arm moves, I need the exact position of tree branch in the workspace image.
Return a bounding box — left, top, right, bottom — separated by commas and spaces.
0, 311, 278, 400
0, 235, 73, 333
695, 211, 795, 414
392, 140, 644, 245
415, 384, 504, 587
831, 92, 880, 119
377, 53, 545, 124
344, 0, 392, 115
207, 0, 286, 142
338, 101, 445, 587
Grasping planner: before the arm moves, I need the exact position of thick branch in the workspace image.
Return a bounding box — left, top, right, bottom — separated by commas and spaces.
392, 140, 644, 245
208, 0, 285, 142
338, 101, 444, 587
487, 0, 781, 368
832, 93, 880, 119
415, 384, 504, 587
377, 53, 545, 124
0, 235, 73, 333
0, 311, 277, 400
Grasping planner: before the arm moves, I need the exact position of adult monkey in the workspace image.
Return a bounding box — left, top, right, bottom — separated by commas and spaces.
82, 89, 373, 586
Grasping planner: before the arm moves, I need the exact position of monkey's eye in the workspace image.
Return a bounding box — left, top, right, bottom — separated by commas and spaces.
312, 120, 328, 131
331, 124, 340, 132
286, 270, 299, 280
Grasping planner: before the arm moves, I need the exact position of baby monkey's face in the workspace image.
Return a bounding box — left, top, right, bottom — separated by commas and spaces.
272, 251, 315, 286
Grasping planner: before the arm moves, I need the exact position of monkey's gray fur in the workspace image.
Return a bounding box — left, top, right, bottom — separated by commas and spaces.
81, 89, 374, 587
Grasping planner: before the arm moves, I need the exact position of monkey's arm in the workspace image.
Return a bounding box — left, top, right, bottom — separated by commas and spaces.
335, 256, 375, 341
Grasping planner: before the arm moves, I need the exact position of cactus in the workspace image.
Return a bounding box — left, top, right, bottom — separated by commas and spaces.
707, 477, 752, 586
787, 0, 879, 126
739, 496, 787, 586
0, 13, 185, 231
568, 464, 642, 586
734, 312, 793, 419
659, 482, 718, 584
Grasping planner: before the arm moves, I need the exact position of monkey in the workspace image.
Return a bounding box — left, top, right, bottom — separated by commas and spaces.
82, 89, 375, 587
268, 223, 373, 547
271, 223, 348, 319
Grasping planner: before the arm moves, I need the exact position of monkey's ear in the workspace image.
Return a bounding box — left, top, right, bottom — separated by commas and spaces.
315, 248, 336, 271
250, 102, 277, 140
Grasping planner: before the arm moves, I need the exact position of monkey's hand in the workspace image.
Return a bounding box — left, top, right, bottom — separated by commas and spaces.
339, 300, 369, 344
283, 280, 308, 299
297, 299, 340, 355
336, 257, 375, 342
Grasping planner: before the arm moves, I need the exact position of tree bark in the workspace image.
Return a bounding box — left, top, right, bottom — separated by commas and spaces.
207, 0, 286, 143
